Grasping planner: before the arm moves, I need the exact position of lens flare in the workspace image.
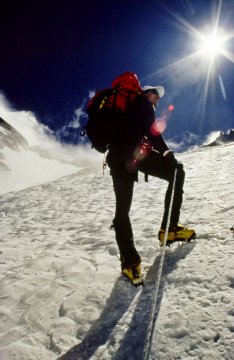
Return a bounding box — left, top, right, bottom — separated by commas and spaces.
151, 106, 174, 135
151, 120, 166, 135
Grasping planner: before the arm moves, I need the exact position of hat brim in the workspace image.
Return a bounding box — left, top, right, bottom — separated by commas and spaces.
142, 85, 165, 98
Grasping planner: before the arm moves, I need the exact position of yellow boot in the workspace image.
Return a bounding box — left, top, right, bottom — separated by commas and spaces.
122, 261, 143, 286
158, 224, 196, 246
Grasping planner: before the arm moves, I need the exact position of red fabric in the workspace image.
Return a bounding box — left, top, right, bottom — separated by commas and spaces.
111, 72, 142, 93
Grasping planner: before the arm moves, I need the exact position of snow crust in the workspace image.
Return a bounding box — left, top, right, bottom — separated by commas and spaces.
0, 143, 234, 360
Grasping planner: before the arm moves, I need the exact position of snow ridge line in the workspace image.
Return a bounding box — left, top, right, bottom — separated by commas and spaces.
142, 168, 177, 360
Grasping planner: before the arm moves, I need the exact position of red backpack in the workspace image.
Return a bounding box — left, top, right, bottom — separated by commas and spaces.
85, 72, 142, 153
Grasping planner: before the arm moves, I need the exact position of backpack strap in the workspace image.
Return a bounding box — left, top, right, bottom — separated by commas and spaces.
112, 88, 118, 111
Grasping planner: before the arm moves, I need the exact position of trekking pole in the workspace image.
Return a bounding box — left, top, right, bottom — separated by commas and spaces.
143, 167, 178, 360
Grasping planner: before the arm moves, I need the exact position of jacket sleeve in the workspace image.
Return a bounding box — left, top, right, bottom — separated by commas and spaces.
131, 95, 169, 154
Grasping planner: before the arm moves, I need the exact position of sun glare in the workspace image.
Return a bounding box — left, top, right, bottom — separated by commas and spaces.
147, 0, 233, 120
199, 31, 225, 60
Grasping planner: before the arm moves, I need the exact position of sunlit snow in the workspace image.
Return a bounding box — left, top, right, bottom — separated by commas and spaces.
0, 126, 233, 359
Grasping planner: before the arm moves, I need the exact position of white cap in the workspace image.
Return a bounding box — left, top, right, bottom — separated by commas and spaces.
142, 85, 165, 98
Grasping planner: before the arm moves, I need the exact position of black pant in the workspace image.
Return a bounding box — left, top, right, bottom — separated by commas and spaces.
110, 151, 185, 266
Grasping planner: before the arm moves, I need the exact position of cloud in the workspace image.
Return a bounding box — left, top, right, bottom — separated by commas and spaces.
56, 105, 87, 145
166, 130, 203, 152
56, 91, 95, 143
0, 92, 102, 165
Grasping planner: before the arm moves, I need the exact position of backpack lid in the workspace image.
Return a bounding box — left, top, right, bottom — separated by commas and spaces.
112, 72, 142, 92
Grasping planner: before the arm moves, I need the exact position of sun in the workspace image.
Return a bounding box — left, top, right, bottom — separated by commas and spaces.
199, 30, 226, 60
147, 0, 234, 110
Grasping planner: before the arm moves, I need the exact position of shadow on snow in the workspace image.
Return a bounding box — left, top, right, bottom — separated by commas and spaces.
58, 242, 195, 360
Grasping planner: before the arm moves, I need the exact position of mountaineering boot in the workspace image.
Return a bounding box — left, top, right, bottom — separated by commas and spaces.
158, 224, 196, 246
122, 260, 143, 286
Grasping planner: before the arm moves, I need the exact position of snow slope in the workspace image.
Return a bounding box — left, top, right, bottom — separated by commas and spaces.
0, 143, 234, 360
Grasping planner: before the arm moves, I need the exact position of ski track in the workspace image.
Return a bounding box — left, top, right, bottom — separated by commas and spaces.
0, 144, 234, 360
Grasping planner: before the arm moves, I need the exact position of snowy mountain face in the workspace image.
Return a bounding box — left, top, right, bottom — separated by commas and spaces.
0, 142, 234, 360
203, 129, 234, 147
0, 117, 29, 170
0, 117, 28, 148
167, 129, 234, 153
0, 117, 99, 195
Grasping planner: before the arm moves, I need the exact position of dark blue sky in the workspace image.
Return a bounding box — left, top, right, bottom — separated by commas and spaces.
0, 0, 233, 144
